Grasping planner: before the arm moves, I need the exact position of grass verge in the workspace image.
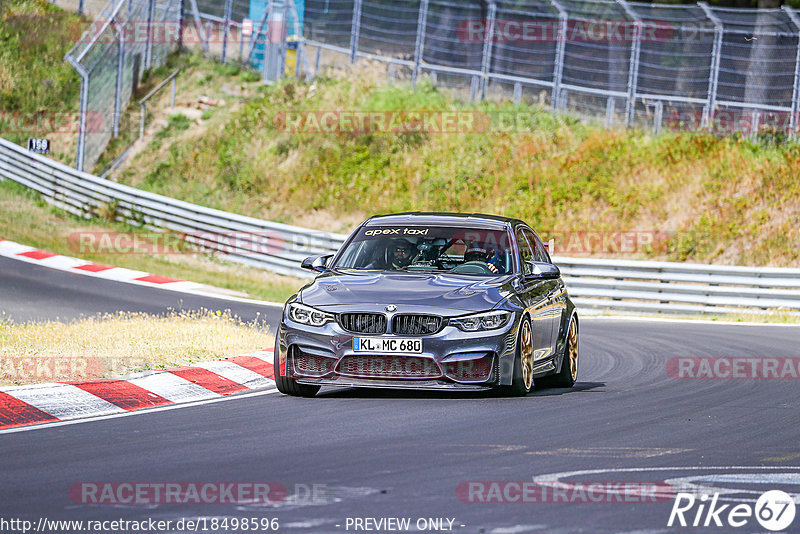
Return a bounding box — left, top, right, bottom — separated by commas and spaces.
0, 309, 274, 386
115, 61, 800, 266
0, 179, 305, 302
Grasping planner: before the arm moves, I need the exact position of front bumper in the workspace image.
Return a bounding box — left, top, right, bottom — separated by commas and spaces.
277, 311, 519, 390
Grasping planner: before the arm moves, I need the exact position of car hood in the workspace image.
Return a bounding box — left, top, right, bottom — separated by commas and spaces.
299, 271, 515, 313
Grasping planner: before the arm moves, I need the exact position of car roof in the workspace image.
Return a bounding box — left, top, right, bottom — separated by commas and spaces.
363, 212, 522, 230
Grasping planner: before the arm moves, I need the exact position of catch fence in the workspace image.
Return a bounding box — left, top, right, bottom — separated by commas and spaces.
51, 0, 800, 172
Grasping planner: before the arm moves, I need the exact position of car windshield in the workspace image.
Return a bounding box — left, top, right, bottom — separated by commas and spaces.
333, 225, 514, 275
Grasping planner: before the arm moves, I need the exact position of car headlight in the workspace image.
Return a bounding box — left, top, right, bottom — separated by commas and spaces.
450, 310, 512, 332
287, 303, 335, 326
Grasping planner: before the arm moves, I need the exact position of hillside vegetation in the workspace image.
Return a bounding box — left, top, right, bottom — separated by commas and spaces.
115, 61, 800, 267
0, 0, 797, 268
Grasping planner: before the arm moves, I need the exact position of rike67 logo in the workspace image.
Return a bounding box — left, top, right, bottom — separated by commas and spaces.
668, 490, 796, 531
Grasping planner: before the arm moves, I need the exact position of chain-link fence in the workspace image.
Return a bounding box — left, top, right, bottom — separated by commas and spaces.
64, 0, 181, 171
300, 0, 800, 138
58, 0, 800, 172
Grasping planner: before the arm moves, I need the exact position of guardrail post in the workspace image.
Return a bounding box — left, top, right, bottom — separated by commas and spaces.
221, 0, 234, 63
548, 0, 567, 110
783, 6, 800, 140
513, 82, 522, 105
412, 0, 429, 89
349, 0, 363, 64
479, 0, 497, 100
699, 2, 722, 131
617, 0, 642, 127
145, 0, 156, 70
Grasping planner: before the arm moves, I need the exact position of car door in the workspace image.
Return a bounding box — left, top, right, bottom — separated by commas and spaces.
524, 227, 564, 357
514, 226, 552, 359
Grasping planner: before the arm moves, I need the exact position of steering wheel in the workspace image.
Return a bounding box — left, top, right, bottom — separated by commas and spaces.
451, 261, 495, 274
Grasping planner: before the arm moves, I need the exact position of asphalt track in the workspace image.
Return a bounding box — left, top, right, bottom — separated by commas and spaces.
2, 255, 800, 533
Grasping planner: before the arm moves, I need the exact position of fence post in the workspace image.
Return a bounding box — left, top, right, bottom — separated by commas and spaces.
262, 0, 277, 82
412, 0, 430, 89
178, 0, 185, 52
750, 111, 761, 140
221, 0, 234, 63
699, 2, 722, 131
145, 0, 156, 69
605, 96, 615, 128
783, 6, 800, 140
78, 0, 84, 16
73, 65, 89, 172
548, 0, 567, 110
653, 101, 663, 136
479, 0, 497, 100
113, 23, 124, 138
349, 0, 363, 64
617, 0, 642, 127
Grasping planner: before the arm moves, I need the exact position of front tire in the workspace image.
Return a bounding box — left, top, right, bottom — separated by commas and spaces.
273, 332, 320, 397
503, 317, 534, 397
546, 316, 578, 388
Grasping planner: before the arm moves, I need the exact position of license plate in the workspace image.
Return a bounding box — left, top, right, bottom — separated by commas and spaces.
353, 337, 422, 354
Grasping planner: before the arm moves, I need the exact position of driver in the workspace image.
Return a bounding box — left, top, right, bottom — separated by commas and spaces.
389, 240, 415, 269
464, 245, 500, 273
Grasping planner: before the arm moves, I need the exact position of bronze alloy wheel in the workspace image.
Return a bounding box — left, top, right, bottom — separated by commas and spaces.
568, 318, 579, 382
520, 319, 534, 391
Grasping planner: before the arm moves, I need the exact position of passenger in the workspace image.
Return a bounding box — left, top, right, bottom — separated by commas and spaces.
464, 245, 500, 273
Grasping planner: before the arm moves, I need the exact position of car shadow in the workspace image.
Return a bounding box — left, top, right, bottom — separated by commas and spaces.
531, 381, 605, 396
315, 381, 605, 400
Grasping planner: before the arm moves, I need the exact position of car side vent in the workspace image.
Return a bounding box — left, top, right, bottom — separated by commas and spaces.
338, 313, 387, 334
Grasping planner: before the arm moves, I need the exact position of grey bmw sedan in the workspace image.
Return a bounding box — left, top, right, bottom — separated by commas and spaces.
274, 212, 578, 397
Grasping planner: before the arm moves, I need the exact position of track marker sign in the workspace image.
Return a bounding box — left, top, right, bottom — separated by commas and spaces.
27, 138, 50, 154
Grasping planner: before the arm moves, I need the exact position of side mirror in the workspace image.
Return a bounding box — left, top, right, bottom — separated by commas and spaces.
525, 261, 560, 279
301, 254, 333, 273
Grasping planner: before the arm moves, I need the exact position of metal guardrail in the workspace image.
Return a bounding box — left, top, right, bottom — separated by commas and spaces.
2, 135, 800, 314
553, 257, 800, 314
0, 137, 345, 278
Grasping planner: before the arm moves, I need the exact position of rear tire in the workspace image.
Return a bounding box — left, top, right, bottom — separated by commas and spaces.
546, 316, 578, 388
502, 317, 534, 397
273, 333, 320, 397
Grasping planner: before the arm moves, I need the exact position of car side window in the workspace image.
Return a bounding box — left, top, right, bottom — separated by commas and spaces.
524, 228, 551, 263
515, 227, 534, 274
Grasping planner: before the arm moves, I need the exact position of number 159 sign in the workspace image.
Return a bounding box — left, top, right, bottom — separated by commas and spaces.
27, 138, 50, 154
